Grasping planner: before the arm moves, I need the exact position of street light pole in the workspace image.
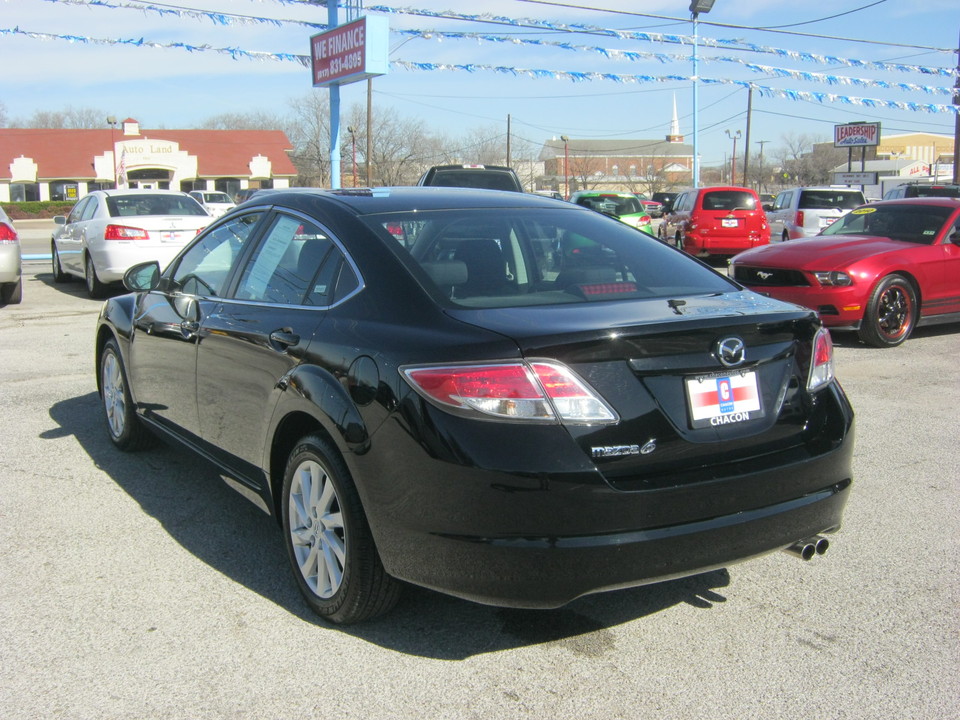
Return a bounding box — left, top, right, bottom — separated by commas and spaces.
106, 116, 118, 186
725, 129, 742, 185
689, 0, 716, 189
560, 135, 570, 200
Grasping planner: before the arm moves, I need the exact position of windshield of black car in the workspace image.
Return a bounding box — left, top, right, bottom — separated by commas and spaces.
363, 207, 736, 308
575, 195, 643, 216
798, 190, 864, 210
819, 204, 952, 244
107, 194, 208, 217
702, 191, 757, 211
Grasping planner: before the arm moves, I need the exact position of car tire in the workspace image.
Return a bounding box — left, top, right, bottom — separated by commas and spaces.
100, 338, 152, 450
85, 254, 108, 299
281, 434, 400, 624
858, 274, 917, 348
1, 278, 22, 305
51, 243, 69, 283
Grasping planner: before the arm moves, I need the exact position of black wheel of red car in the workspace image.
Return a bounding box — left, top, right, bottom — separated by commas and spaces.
281, 434, 400, 624
51, 242, 69, 283
85, 254, 108, 299
100, 337, 152, 450
858, 274, 917, 348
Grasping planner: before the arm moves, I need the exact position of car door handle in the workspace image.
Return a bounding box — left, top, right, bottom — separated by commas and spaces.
269, 330, 300, 349
181, 320, 200, 335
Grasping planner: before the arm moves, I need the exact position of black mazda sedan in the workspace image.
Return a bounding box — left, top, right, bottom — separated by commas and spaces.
96, 187, 854, 624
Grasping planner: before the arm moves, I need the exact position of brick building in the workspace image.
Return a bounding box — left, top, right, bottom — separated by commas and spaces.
0, 118, 297, 203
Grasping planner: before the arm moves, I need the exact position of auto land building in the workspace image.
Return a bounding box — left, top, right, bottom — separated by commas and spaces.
0, 118, 296, 203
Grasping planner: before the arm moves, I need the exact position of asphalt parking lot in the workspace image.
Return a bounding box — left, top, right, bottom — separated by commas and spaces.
1, 236, 958, 719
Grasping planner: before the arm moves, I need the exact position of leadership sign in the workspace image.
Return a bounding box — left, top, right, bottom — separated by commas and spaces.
311, 16, 389, 88
834, 122, 881, 148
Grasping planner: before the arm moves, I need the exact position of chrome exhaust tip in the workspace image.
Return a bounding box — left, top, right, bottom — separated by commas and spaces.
785, 535, 829, 561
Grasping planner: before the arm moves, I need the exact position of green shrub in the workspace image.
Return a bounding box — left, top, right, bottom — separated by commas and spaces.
2, 201, 76, 220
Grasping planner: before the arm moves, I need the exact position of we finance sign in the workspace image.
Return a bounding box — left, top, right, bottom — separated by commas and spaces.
834, 122, 881, 148
311, 16, 389, 87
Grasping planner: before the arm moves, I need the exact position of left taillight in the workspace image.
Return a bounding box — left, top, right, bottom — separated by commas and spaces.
0, 222, 17, 243
807, 327, 835, 391
104, 224, 150, 241
402, 360, 618, 425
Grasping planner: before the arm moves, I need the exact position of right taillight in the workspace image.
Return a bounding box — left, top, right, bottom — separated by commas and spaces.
0, 222, 17, 242
402, 360, 618, 425
795, 210, 805, 227
104, 224, 150, 241
807, 327, 835, 391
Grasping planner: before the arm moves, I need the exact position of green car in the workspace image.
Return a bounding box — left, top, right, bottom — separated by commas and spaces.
570, 191, 654, 234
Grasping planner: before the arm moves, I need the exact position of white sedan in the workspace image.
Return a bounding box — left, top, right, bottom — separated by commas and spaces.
188, 190, 236, 218
0, 205, 21, 304
51, 190, 210, 298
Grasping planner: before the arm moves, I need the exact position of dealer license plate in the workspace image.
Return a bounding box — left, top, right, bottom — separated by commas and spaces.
721, 218, 739, 228
685, 370, 763, 428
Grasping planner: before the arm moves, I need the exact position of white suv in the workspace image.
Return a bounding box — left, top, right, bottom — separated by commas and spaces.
767, 187, 865, 241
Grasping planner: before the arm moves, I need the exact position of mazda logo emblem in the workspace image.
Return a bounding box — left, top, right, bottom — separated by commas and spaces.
716, 337, 746, 368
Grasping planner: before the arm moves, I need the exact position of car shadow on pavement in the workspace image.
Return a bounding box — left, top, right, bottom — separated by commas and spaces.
47, 391, 731, 660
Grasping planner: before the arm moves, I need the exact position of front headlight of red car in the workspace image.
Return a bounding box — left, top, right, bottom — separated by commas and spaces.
812, 271, 853, 287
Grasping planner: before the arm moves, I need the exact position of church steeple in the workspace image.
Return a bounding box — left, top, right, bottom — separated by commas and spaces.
666, 94, 684, 143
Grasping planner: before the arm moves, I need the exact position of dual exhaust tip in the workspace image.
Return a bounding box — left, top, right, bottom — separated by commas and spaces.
784, 535, 830, 561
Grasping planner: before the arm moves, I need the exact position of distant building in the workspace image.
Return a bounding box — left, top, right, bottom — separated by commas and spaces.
540, 137, 692, 196
0, 118, 297, 203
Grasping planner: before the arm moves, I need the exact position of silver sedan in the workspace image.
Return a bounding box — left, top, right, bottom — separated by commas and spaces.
0, 206, 21, 305
51, 189, 209, 298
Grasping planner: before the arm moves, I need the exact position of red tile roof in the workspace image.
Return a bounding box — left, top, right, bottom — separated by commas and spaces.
0, 127, 297, 181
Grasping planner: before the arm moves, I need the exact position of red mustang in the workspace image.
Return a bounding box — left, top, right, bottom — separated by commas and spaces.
730, 198, 960, 347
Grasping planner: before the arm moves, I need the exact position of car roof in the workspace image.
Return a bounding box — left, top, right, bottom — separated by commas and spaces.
240, 186, 577, 215
571, 191, 635, 198
93, 189, 191, 197
861, 197, 960, 208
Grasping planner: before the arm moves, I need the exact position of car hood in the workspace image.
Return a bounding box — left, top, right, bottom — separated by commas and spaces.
734, 234, 908, 268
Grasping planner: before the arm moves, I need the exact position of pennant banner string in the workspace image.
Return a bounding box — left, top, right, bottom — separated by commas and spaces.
38, 0, 957, 79
3, 25, 956, 114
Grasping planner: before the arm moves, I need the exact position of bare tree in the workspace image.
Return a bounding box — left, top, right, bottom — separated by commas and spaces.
17, 106, 109, 128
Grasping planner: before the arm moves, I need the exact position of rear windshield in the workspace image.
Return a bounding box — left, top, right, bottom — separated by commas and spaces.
798, 190, 864, 210
425, 171, 520, 192
909, 185, 960, 198
820, 204, 953, 244
701, 191, 757, 211
202, 192, 233, 203
363, 207, 736, 309
107, 194, 207, 217
574, 195, 644, 216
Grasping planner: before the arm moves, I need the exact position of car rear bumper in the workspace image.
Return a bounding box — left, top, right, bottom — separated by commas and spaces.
380, 477, 850, 608
91, 243, 190, 282
685, 233, 769, 256
356, 388, 854, 608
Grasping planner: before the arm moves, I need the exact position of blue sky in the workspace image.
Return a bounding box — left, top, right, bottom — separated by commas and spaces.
2, 0, 957, 165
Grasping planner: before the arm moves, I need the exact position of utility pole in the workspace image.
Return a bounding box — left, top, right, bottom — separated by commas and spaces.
756, 140, 769, 193
953, 29, 959, 184
743, 87, 753, 186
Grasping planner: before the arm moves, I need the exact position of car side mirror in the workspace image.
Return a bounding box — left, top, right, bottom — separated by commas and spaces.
123, 261, 161, 292
53, 216, 66, 226
762, 203, 774, 212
